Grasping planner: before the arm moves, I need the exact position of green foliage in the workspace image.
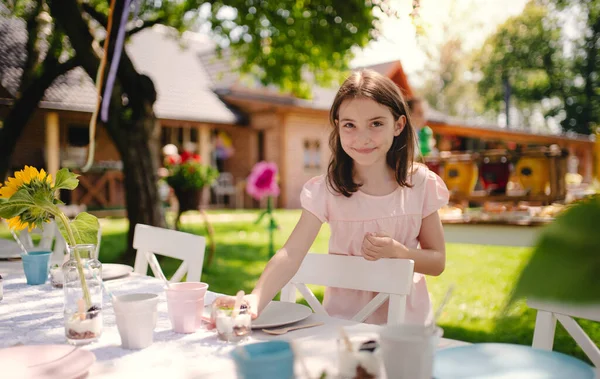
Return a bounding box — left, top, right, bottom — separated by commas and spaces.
56, 212, 100, 246
473, 2, 565, 114
511, 196, 600, 304
164, 161, 219, 191
53, 168, 79, 191
474, 0, 600, 134
79, 0, 391, 98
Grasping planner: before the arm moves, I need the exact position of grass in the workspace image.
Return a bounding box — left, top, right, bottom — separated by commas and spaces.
2, 209, 598, 363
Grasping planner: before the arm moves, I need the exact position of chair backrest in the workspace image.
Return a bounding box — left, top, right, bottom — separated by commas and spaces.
280, 253, 414, 324
528, 299, 600, 368
19, 220, 69, 265
133, 224, 206, 282
213, 172, 236, 195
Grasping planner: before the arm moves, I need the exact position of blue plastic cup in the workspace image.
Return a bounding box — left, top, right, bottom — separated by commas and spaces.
231, 340, 295, 379
21, 250, 52, 285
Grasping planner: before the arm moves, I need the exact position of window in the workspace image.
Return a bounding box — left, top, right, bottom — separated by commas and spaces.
67, 125, 89, 147
303, 139, 321, 170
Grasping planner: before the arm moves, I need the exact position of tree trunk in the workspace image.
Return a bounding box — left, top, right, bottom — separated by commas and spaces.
108, 98, 166, 262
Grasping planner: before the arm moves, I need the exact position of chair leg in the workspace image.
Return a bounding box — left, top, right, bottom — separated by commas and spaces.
532, 310, 557, 350
280, 283, 296, 303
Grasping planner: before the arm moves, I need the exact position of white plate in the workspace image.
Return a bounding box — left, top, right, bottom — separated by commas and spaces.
0, 344, 95, 379
102, 263, 133, 280
251, 301, 313, 329
0, 239, 22, 260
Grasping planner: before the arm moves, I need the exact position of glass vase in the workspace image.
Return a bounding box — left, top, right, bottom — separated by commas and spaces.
62, 244, 103, 345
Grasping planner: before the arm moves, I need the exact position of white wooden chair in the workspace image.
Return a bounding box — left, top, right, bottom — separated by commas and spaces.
528, 299, 600, 369
280, 254, 414, 324
133, 224, 206, 282
19, 220, 68, 265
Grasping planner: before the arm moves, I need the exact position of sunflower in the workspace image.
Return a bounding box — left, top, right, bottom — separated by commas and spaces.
0, 166, 54, 231
0, 166, 52, 199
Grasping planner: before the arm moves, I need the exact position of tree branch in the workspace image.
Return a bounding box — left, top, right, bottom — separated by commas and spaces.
19, 1, 43, 92
126, 15, 167, 37
81, 2, 108, 28
48, 0, 100, 81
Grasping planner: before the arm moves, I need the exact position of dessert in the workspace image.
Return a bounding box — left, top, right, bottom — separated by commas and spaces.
212, 301, 251, 342
50, 265, 63, 288
338, 338, 381, 379
65, 300, 103, 344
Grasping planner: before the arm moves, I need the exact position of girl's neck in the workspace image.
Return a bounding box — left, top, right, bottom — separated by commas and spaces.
353, 160, 398, 196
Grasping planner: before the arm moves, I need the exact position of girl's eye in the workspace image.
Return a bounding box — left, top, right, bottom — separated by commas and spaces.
372, 121, 383, 127
343, 123, 355, 128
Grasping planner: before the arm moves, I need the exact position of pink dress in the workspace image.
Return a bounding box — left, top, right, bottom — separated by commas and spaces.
300, 164, 449, 325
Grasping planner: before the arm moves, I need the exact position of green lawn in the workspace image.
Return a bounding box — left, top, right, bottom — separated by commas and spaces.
2, 209, 598, 362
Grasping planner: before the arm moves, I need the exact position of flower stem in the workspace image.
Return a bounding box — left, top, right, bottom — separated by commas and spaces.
57, 212, 92, 309
267, 196, 275, 258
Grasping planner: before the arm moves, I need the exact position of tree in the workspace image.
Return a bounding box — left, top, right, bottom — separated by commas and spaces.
415, 0, 485, 120
474, 0, 599, 134
0, 2, 77, 182
2, 0, 397, 258
473, 2, 566, 128
546, 0, 600, 134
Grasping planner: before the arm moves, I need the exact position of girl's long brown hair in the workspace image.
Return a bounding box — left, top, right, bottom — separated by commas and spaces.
327, 69, 417, 197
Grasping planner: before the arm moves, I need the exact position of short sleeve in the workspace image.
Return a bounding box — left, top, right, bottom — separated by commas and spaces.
422, 169, 450, 218
300, 175, 328, 223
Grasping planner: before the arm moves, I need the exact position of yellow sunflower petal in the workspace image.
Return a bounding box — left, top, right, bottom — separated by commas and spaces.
7, 217, 27, 231
38, 168, 47, 182
0, 182, 18, 199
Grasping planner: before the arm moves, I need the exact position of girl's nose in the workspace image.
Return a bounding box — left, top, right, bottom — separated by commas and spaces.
357, 129, 372, 145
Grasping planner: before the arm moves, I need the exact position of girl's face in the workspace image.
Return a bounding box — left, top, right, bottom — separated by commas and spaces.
337, 97, 406, 168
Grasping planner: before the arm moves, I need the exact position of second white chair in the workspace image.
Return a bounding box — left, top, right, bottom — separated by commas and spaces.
280, 253, 414, 325
133, 224, 206, 282
529, 299, 600, 369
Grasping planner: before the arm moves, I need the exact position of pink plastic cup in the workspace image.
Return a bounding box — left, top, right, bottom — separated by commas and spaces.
165, 282, 209, 333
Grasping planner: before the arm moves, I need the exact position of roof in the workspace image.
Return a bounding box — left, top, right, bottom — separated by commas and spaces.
0, 22, 244, 125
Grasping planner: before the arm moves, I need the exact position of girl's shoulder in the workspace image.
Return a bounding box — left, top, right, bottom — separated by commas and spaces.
408, 162, 433, 188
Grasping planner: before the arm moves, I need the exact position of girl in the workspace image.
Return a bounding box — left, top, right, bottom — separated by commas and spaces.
251, 69, 449, 325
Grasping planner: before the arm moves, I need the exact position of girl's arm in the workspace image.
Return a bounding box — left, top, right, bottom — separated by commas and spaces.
362, 211, 446, 276
251, 209, 323, 314
408, 210, 446, 276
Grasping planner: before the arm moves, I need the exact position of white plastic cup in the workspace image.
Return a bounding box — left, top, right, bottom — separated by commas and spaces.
378, 324, 443, 379
113, 293, 159, 350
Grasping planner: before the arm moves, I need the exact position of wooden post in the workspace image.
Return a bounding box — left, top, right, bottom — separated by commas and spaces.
45, 112, 60, 176
199, 125, 212, 207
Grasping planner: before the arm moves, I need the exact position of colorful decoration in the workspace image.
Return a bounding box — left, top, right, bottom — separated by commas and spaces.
215, 131, 235, 160
418, 125, 434, 157
246, 162, 280, 258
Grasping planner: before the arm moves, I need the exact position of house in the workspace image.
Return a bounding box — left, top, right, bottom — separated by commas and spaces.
1, 24, 595, 211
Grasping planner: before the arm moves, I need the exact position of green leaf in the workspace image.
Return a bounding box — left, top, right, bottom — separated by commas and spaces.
57, 212, 99, 246
53, 168, 79, 191
254, 209, 268, 225
0, 189, 35, 218
510, 196, 600, 304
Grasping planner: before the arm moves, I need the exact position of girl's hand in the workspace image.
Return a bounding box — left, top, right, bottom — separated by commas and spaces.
361, 232, 408, 260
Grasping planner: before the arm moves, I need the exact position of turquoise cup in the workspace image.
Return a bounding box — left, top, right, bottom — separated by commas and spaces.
21, 250, 52, 285
231, 341, 295, 379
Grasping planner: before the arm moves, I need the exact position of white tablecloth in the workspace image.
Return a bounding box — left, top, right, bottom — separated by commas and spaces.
0, 260, 466, 378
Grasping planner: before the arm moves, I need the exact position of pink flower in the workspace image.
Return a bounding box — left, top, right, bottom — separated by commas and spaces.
246, 161, 280, 200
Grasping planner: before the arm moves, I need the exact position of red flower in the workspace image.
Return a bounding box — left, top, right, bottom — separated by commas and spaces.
246, 161, 279, 200
180, 151, 202, 163
166, 154, 181, 165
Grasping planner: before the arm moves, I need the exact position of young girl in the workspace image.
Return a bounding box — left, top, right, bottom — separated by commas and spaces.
251, 69, 449, 325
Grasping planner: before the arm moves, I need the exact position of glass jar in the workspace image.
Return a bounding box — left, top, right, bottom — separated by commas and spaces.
62, 244, 103, 345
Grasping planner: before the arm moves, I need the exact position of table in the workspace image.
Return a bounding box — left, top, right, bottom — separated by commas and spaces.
0, 261, 466, 378
443, 222, 544, 247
